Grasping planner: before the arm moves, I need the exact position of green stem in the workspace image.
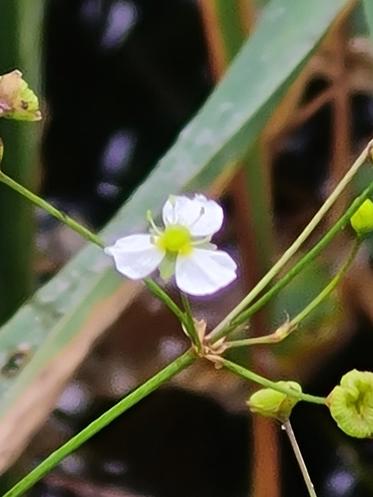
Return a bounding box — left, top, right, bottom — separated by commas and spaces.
283, 420, 318, 497
219, 357, 325, 405
286, 239, 359, 330
2, 350, 196, 497
0, 170, 104, 248
144, 278, 187, 326
180, 293, 200, 350
209, 142, 372, 340
225, 240, 360, 348
211, 177, 373, 341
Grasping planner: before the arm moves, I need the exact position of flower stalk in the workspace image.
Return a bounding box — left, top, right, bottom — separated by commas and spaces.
209, 140, 373, 340
224, 239, 360, 349
180, 293, 202, 351
0, 170, 105, 248
217, 357, 326, 405
211, 179, 373, 342
282, 420, 318, 497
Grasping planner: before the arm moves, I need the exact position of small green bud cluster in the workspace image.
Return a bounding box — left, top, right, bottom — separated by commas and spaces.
247, 381, 302, 422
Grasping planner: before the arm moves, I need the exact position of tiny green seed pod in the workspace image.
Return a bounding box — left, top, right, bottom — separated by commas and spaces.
327, 369, 373, 439
247, 381, 302, 422
350, 199, 373, 237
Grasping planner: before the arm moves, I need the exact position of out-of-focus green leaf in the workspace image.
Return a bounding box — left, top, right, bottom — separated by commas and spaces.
363, 0, 373, 38
0, 0, 350, 469
212, 1, 275, 278
351, 3, 369, 36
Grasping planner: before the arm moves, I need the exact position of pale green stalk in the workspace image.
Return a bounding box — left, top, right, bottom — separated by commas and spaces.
225, 239, 360, 348
0, 170, 105, 248
143, 278, 187, 326
180, 293, 201, 351
283, 420, 318, 497
211, 177, 373, 341
209, 140, 372, 340
219, 357, 326, 405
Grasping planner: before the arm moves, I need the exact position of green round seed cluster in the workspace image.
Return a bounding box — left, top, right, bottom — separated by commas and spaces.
328, 369, 373, 438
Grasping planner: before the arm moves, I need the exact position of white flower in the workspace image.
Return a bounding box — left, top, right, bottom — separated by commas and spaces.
105, 194, 237, 296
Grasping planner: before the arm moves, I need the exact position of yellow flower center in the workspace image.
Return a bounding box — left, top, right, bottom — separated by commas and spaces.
157, 225, 192, 255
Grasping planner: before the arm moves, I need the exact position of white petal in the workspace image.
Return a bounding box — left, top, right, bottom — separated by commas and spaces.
188, 194, 223, 237
105, 234, 164, 279
162, 194, 224, 237
162, 195, 201, 227
175, 248, 237, 296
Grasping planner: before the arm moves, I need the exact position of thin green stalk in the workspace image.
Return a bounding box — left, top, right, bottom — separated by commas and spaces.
0, 170, 104, 248
2, 350, 196, 497
286, 239, 359, 330
0, 170, 187, 325
225, 239, 360, 349
283, 420, 318, 497
209, 141, 372, 340
144, 279, 187, 326
211, 177, 373, 341
180, 293, 201, 350
219, 357, 326, 405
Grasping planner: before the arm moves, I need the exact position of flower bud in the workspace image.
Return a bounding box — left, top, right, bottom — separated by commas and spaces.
0, 70, 41, 121
350, 199, 373, 237
247, 381, 302, 422
327, 369, 373, 438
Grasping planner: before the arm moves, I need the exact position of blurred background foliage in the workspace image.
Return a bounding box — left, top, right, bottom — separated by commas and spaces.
2, 1, 373, 497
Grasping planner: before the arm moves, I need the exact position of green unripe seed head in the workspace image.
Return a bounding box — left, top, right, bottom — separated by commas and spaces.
247, 381, 302, 422
328, 369, 373, 439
